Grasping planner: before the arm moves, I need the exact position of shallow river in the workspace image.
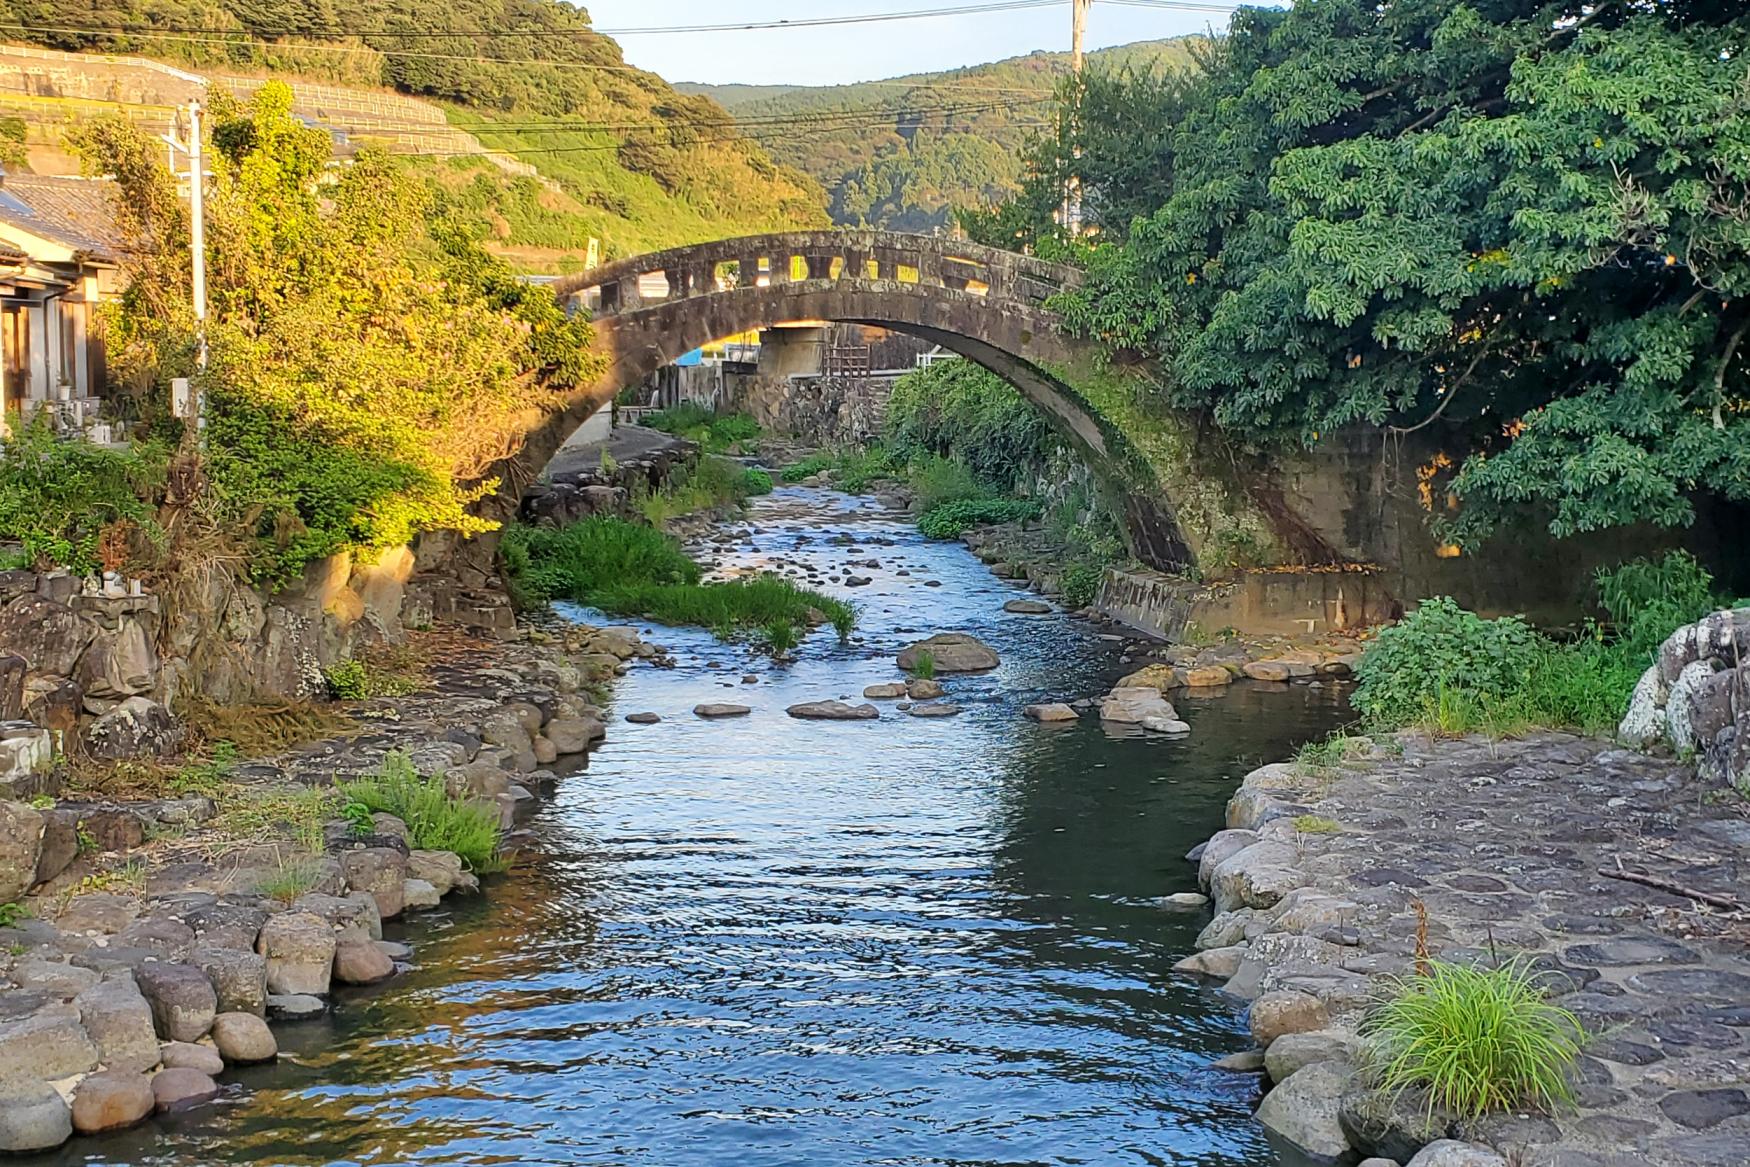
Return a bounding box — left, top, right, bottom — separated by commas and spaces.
58, 486, 1349, 1167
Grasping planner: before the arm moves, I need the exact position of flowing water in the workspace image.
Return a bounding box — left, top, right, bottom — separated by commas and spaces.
54, 486, 1350, 1167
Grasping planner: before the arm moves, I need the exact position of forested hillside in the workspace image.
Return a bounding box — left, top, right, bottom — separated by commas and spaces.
682, 38, 1198, 232
1, 0, 826, 263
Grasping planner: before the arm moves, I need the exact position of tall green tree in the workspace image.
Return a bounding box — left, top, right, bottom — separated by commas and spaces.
989, 0, 1750, 546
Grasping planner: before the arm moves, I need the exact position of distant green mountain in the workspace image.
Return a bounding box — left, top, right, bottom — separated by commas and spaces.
682, 39, 1200, 232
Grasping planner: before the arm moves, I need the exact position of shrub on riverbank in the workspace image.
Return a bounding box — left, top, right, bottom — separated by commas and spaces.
1353, 553, 1730, 738
502, 516, 855, 643
1364, 958, 1585, 1118
780, 447, 896, 491
917, 498, 1042, 539
339, 753, 503, 872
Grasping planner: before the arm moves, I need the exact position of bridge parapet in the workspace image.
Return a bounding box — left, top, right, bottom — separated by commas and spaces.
553, 230, 1081, 319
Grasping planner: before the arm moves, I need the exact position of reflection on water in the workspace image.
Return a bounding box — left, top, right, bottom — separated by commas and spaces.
53, 487, 1348, 1167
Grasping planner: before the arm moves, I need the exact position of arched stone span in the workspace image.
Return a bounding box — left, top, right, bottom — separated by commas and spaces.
515, 231, 1195, 571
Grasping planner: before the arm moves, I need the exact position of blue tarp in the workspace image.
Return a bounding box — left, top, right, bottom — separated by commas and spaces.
675, 348, 704, 367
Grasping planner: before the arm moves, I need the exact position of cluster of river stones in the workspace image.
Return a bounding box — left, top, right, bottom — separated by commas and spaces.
0, 621, 664, 1154
1175, 729, 1750, 1167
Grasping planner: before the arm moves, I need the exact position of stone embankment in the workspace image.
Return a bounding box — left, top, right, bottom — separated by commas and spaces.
1178, 729, 1750, 1167
0, 620, 664, 1154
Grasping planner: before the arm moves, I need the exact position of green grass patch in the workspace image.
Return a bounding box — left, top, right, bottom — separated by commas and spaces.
502, 516, 856, 643
634, 455, 769, 527
1364, 958, 1585, 1118
909, 650, 937, 680
779, 446, 897, 491
917, 498, 1042, 539
339, 753, 504, 874
644, 404, 762, 453
1292, 815, 1343, 834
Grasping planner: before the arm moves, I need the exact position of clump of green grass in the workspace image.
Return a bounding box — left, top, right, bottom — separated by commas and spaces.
1363, 958, 1586, 1118
917, 498, 1042, 539
634, 455, 769, 526
339, 753, 504, 873
0, 901, 27, 928
910, 649, 936, 680
503, 516, 856, 643
254, 854, 327, 904
212, 786, 333, 854
1295, 733, 1375, 774
778, 447, 896, 492
764, 620, 799, 655
780, 453, 835, 482
1292, 814, 1343, 834
644, 404, 761, 453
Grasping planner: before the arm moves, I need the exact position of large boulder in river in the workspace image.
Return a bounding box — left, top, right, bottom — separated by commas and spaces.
896, 633, 999, 674
1255, 1061, 1353, 1161
1099, 687, 1190, 733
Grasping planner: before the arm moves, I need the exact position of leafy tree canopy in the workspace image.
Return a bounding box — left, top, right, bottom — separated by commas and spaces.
71, 81, 601, 583
973, 0, 1750, 546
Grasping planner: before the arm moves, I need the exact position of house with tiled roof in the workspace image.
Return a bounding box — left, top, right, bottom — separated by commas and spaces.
0, 169, 124, 435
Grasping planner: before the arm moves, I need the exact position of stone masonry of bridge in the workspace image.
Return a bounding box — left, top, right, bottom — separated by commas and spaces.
521, 230, 1278, 574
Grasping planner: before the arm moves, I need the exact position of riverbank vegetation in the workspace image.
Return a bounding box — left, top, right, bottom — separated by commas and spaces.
0, 82, 598, 595
643, 404, 763, 455
340, 754, 504, 873
1350, 553, 1735, 739
501, 516, 855, 646
968, 0, 1750, 552
632, 454, 773, 528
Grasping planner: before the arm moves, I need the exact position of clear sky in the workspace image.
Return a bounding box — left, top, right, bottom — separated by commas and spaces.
577, 1, 1252, 86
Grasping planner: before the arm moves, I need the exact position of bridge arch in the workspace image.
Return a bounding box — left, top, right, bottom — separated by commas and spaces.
512, 231, 1194, 571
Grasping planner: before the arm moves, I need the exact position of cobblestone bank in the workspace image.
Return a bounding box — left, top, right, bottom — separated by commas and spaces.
1180, 732, 1750, 1167
0, 621, 665, 1154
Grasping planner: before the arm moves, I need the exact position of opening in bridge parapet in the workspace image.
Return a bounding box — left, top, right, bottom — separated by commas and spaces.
555, 231, 1080, 317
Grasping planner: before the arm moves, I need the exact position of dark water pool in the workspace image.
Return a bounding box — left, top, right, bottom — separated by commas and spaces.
54, 487, 1348, 1166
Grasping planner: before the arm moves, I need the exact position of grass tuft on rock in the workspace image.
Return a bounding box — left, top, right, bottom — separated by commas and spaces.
339, 753, 503, 873
1363, 957, 1585, 1118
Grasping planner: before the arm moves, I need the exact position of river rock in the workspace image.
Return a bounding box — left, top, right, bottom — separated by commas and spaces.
1159, 891, 1209, 911
625, 712, 661, 724
1173, 944, 1247, 980
332, 936, 395, 985
75, 979, 160, 1073
409, 849, 468, 896
266, 994, 326, 1020
1116, 664, 1183, 691
0, 1078, 72, 1152
907, 678, 945, 700
909, 702, 962, 718
191, 947, 269, 1017
1212, 1049, 1267, 1072
1024, 703, 1077, 722
1184, 666, 1234, 687
0, 799, 44, 902
151, 1066, 218, 1112
1210, 840, 1306, 914
1244, 661, 1295, 682
257, 911, 335, 996
1265, 1028, 1360, 1082
1255, 1060, 1353, 1161
1339, 1085, 1457, 1162
71, 1070, 155, 1134
403, 877, 441, 909
544, 716, 605, 755
160, 1040, 225, 1074
295, 891, 382, 942
1249, 990, 1332, 1046
211, 1011, 277, 1064
1003, 599, 1052, 615
1197, 830, 1260, 889
340, 847, 409, 920
134, 962, 217, 1043
9, 957, 100, 999
1407, 1142, 1508, 1167
0, 1002, 100, 1081
1099, 687, 1190, 733
1197, 909, 1254, 950
863, 683, 908, 699
694, 703, 751, 719
787, 701, 879, 720
896, 633, 999, 674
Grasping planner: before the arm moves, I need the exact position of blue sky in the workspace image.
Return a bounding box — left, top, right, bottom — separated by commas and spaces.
578, 1, 1248, 86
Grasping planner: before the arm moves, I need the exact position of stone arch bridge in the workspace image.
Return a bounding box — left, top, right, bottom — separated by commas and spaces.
516, 230, 1199, 570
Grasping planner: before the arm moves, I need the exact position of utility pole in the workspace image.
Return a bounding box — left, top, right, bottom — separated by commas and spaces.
161, 101, 208, 427
1064, 0, 1091, 233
